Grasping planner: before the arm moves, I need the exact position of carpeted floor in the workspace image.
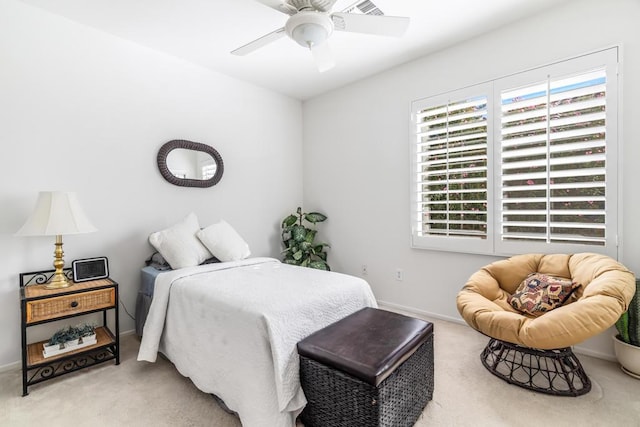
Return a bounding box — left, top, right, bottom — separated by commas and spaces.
1, 314, 639, 427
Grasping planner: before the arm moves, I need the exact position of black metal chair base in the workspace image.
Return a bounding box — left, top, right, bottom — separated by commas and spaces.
480, 338, 591, 396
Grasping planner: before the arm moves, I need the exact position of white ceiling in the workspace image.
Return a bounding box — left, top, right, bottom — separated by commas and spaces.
18, 0, 570, 100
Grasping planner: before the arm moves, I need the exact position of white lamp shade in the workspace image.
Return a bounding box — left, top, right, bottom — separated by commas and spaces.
15, 191, 97, 236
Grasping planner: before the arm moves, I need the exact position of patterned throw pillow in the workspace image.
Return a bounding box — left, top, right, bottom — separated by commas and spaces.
508, 273, 581, 316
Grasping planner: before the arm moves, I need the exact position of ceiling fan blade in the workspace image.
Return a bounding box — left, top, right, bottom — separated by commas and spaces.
231, 28, 286, 56
254, 0, 297, 15
310, 42, 335, 72
331, 13, 410, 37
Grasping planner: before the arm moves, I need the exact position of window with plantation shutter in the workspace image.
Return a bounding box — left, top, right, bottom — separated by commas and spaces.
411, 47, 618, 257
500, 70, 607, 247
411, 85, 494, 254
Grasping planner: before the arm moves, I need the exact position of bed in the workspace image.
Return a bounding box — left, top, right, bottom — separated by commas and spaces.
137, 257, 377, 427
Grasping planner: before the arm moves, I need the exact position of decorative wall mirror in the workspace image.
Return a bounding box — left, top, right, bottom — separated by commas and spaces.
157, 140, 224, 188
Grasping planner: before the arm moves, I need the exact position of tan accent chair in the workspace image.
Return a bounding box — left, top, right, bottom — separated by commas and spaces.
456, 252, 635, 396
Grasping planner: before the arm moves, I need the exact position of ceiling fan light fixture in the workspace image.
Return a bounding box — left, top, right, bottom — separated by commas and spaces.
285, 11, 334, 48
292, 23, 327, 47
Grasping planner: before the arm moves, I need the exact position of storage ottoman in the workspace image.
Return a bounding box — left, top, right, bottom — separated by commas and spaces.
297, 307, 434, 427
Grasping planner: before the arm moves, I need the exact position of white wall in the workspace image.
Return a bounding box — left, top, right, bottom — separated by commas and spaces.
0, 0, 303, 367
303, 0, 640, 360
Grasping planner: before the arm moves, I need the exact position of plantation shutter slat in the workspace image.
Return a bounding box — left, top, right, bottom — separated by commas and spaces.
500, 68, 607, 246
419, 154, 486, 167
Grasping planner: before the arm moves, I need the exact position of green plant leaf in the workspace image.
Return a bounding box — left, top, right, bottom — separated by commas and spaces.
292, 250, 303, 261
616, 279, 640, 346
283, 259, 299, 266
305, 212, 327, 223
292, 225, 307, 242
301, 258, 310, 267
282, 214, 297, 229
629, 283, 640, 346
616, 312, 630, 343
281, 243, 293, 254
309, 260, 329, 270
299, 241, 312, 251
305, 229, 317, 243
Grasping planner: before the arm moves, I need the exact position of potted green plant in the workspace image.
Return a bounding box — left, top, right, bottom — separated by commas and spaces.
43, 323, 97, 358
613, 279, 640, 378
281, 207, 330, 271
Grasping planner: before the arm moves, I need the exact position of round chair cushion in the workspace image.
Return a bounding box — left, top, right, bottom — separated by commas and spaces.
456, 253, 636, 349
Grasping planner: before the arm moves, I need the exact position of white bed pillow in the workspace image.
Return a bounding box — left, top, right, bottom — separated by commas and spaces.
148, 213, 212, 269
196, 220, 251, 262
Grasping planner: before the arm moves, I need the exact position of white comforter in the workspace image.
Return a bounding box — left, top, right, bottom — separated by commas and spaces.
137, 257, 377, 427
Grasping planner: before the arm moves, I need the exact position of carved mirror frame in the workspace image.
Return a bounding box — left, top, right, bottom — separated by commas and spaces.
157, 139, 224, 188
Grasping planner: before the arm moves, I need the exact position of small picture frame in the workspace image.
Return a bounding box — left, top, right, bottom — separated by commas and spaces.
72, 257, 109, 283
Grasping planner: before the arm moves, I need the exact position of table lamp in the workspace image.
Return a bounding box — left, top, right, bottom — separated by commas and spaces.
16, 191, 97, 289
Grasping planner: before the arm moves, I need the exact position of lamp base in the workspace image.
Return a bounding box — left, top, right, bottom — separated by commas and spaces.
45, 273, 71, 289
44, 235, 73, 289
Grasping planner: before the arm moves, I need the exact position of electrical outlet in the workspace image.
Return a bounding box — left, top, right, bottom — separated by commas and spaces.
361, 264, 368, 275
396, 269, 403, 281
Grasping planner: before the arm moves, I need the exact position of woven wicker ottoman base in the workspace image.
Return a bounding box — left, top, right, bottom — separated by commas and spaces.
298, 308, 434, 427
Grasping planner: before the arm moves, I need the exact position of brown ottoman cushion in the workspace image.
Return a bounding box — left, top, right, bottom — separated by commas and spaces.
298, 307, 433, 385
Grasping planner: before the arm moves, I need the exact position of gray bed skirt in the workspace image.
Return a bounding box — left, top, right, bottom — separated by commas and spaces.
136, 265, 166, 337
135, 292, 152, 337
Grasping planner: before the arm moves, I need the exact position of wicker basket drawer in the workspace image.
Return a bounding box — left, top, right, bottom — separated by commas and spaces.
26, 288, 116, 324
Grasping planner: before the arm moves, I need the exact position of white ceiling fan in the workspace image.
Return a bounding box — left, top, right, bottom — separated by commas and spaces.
231, 0, 410, 72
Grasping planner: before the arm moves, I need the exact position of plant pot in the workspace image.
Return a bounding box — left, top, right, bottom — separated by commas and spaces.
613, 335, 640, 379
42, 333, 97, 358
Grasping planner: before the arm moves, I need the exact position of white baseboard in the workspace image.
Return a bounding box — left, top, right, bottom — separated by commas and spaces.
0, 329, 137, 374
377, 300, 466, 325
377, 300, 617, 362
0, 360, 20, 373
573, 345, 617, 362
